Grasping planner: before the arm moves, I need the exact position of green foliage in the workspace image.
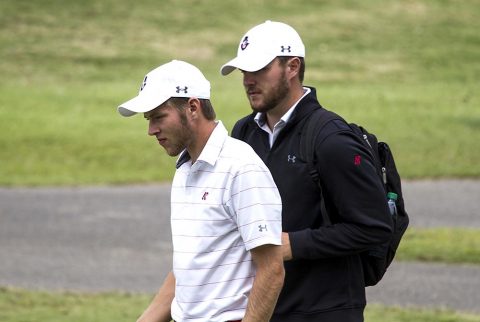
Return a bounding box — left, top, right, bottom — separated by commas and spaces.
1, 0, 479, 185
397, 228, 480, 264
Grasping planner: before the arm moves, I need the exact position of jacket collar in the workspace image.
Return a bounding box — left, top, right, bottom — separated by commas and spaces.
284, 86, 323, 130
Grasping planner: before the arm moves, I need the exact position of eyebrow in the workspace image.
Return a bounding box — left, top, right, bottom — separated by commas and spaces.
144, 112, 157, 120
145, 109, 168, 120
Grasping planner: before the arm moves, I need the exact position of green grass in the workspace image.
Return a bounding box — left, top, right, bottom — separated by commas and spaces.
0, 287, 151, 322
1, 288, 479, 322
397, 228, 480, 264
0, 0, 479, 186
365, 304, 480, 322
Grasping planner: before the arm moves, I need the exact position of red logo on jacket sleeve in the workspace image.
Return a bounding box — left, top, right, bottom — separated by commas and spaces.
354, 155, 362, 165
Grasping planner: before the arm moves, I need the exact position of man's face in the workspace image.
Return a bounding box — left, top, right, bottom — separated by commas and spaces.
144, 102, 192, 157
241, 58, 289, 113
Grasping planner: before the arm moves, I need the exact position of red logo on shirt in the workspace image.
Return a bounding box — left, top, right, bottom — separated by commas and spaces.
354, 155, 361, 165
201, 192, 209, 200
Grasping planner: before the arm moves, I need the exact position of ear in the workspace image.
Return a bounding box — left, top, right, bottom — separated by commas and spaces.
186, 98, 201, 120
286, 57, 301, 80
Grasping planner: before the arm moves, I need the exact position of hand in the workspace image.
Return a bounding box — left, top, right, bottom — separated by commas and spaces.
281, 232, 293, 261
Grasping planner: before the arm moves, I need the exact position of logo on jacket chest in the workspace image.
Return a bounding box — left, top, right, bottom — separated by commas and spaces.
287, 154, 296, 163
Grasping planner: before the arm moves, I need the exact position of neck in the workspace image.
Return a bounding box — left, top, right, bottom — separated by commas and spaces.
187, 120, 217, 163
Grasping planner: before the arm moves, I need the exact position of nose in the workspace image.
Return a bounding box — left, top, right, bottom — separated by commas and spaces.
242, 71, 255, 87
148, 120, 159, 136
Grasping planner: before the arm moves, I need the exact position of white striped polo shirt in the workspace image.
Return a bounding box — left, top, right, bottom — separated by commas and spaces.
170, 121, 282, 322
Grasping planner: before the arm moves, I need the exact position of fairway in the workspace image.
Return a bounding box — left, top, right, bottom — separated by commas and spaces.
0, 0, 479, 185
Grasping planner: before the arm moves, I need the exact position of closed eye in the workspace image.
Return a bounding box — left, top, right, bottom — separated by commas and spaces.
145, 113, 167, 121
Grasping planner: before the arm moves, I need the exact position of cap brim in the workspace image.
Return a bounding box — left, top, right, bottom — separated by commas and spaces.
220, 63, 237, 76
220, 54, 275, 76
117, 93, 169, 117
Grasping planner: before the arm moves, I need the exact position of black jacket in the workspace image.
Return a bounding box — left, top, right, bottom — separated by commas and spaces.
232, 87, 392, 322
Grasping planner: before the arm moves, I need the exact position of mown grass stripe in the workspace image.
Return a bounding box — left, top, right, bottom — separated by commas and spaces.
1, 288, 479, 322
397, 228, 480, 264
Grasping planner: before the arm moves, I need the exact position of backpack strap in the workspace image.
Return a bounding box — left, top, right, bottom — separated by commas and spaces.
300, 108, 345, 225
300, 108, 344, 183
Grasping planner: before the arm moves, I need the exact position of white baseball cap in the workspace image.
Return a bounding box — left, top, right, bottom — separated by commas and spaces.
220, 20, 305, 76
118, 60, 211, 117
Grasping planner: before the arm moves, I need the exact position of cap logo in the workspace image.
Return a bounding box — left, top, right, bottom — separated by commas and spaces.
280, 45, 291, 53
240, 36, 249, 51
140, 76, 148, 91
176, 86, 188, 94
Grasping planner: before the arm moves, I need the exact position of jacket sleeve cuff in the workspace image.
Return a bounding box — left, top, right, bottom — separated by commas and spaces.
288, 229, 311, 260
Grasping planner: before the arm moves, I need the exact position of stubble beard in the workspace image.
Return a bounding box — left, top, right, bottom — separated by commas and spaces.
248, 71, 290, 114
165, 110, 193, 157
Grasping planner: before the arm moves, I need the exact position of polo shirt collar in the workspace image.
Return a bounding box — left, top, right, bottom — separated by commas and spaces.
176, 121, 227, 169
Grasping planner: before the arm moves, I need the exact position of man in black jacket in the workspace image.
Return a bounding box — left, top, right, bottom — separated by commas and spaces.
220, 20, 393, 322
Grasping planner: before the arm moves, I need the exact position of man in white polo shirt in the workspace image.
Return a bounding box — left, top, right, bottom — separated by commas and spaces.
117, 60, 284, 322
